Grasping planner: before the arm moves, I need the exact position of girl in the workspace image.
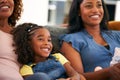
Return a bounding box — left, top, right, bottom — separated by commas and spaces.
12, 23, 85, 80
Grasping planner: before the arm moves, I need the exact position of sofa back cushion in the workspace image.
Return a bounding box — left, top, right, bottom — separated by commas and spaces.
46, 26, 68, 51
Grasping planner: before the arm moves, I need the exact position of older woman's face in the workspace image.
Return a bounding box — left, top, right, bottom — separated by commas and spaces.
80, 0, 104, 26
0, 0, 14, 18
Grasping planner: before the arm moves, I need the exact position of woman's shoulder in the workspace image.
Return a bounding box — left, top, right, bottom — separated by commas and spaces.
60, 31, 84, 39
59, 31, 88, 44
102, 30, 120, 39
103, 30, 120, 35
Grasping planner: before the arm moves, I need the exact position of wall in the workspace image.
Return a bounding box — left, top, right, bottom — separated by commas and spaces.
18, 0, 49, 26
115, 1, 120, 21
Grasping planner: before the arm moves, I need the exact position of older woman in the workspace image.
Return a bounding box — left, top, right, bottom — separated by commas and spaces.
0, 0, 23, 80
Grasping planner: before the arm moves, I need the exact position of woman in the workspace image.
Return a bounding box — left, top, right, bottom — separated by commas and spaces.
0, 0, 23, 80
60, 0, 120, 80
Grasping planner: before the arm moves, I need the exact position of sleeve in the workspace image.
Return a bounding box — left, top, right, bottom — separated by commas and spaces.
59, 33, 83, 53
52, 53, 69, 65
20, 65, 34, 76
111, 31, 120, 42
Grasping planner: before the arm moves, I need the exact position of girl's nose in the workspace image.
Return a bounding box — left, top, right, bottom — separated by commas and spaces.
44, 40, 49, 45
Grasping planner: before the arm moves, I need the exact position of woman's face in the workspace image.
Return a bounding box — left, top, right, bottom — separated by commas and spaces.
80, 0, 104, 26
0, 0, 14, 19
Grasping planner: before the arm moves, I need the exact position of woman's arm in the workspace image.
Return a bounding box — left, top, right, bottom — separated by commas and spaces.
60, 41, 111, 80
60, 42, 84, 73
84, 64, 120, 80
109, 63, 120, 80
83, 68, 110, 80
64, 62, 80, 80
64, 62, 86, 80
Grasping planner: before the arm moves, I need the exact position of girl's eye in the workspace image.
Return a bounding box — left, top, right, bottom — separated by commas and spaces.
38, 38, 43, 41
48, 38, 52, 42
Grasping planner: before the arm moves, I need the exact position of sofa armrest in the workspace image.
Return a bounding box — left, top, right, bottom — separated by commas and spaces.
108, 21, 120, 30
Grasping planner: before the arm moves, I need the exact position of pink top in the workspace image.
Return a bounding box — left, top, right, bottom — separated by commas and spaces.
0, 30, 23, 80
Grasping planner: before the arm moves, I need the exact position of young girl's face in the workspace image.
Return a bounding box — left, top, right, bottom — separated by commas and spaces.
30, 28, 53, 62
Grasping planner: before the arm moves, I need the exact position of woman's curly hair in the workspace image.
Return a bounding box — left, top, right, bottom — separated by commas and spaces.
12, 23, 44, 64
9, 0, 23, 26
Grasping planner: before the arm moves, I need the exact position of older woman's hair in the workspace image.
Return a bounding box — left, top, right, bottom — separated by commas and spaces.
9, 0, 23, 26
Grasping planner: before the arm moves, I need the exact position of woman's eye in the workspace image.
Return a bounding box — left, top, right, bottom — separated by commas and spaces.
85, 5, 92, 8
97, 4, 102, 8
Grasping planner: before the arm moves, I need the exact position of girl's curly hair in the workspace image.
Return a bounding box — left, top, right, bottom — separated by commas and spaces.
9, 0, 23, 26
12, 23, 44, 64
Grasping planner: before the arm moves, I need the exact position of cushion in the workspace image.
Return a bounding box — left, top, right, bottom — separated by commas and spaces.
46, 25, 68, 51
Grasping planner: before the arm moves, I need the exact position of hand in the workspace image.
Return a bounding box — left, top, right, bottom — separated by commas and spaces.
57, 77, 79, 80
109, 63, 120, 80
56, 78, 70, 80
67, 74, 83, 80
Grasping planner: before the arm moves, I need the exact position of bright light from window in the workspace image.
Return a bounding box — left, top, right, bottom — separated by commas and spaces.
18, 0, 49, 26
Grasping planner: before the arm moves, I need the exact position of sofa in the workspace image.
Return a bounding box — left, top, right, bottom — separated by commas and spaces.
46, 21, 120, 52
108, 21, 120, 30
46, 25, 68, 52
